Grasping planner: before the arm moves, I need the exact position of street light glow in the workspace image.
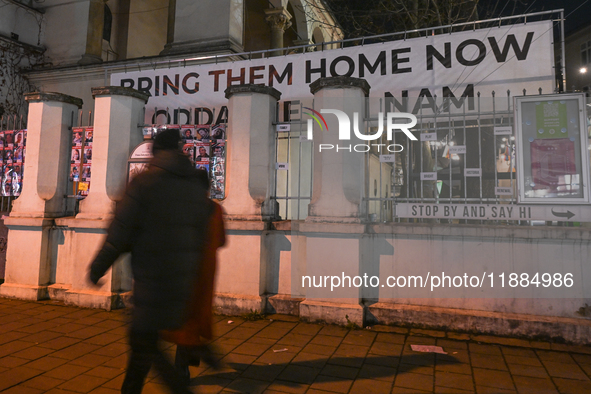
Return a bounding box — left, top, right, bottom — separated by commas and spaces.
581, 67, 588, 74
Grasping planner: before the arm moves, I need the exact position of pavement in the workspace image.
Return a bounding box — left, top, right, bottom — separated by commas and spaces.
1, 298, 591, 394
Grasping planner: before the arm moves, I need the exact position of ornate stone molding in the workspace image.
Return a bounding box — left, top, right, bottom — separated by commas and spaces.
309, 76, 371, 96
91, 86, 150, 103
225, 84, 282, 101
264, 8, 292, 32
24, 92, 83, 108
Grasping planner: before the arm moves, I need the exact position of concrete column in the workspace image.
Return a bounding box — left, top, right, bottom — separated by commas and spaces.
306, 76, 370, 223
265, 7, 292, 56
77, 86, 148, 220
0, 92, 82, 300
79, 0, 106, 65
161, 0, 244, 55
51, 86, 147, 310
222, 84, 281, 221
165, 0, 177, 45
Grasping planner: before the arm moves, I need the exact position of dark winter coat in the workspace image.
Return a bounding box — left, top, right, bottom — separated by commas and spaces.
89, 150, 214, 331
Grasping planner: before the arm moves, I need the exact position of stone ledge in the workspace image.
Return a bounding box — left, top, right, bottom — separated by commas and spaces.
55, 216, 111, 230
213, 292, 267, 315
309, 76, 371, 95
4, 217, 54, 227
25, 92, 83, 108
91, 86, 150, 103
0, 283, 49, 300
266, 294, 304, 316
225, 84, 282, 100
367, 302, 591, 345
300, 299, 364, 326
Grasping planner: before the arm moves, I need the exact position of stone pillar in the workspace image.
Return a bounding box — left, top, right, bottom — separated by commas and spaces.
52, 86, 147, 310
298, 77, 370, 326
165, 0, 176, 45
79, 0, 106, 65
161, 0, 244, 55
265, 7, 292, 56
0, 92, 82, 300
77, 86, 149, 220
222, 84, 281, 221
306, 76, 370, 223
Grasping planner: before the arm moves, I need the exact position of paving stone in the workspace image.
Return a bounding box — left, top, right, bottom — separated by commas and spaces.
396, 371, 434, 391
0, 330, 28, 345
435, 362, 472, 375
405, 336, 437, 346
276, 333, 313, 347
84, 366, 124, 380
368, 341, 403, 356
84, 333, 123, 346
224, 377, 269, 393
302, 343, 337, 357
504, 354, 542, 366
3, 385, 45, 394
0, 365, 44, 391
351, 377, 394, 393
221, 352, 258, 369
474, 385, 515, 393
364, 354, 400, 368
472, 368, 515, 390
0, 355, 29, 368
309, 334, 344, 347
553, 377, 591, 394
434, 386, 474, 393
0, 339, 35, 358
266, 380, 309, 394
43, 364, 91, 380
232, 341, 272, 357
290, 323, 322, 336
309, 375, 354, 393
507, 363, 550, 378
256, 347, 300, 365
317, 326, 348, 337
342, 330, 376, 347
11, 345, 55, 360
470, 353, 508, 371
70, 353, 112, 368
21, 375, 65, 391
24, 355, 69, 371
411, 328, 446, 338
241, 363, 286, 382
536, 350, 575, 363
374, 332, 406, 344
500, 347, 538, 358
398, 363, 435, 376
290, 352, 329, 369
446, 332, 470, 341
541, 360, 590, 380
17, 321, 62, 334
512, 375, 559, 394
92, 342, 129, 358
572, 353, 591, 365
391, 387, 430, 393
277, 364, 321, 384
435, 370, 474, 391
67, 326, 109, 340
51, 342, 102, 360
57, 374, 109, 393
319, 363, 359, 379
38, 337, 81, 350
436, 338, 468, 350
87, 388, 120, 394
468, 343, 502, 356
20, 330, 63, 345
357, 362, 396, 382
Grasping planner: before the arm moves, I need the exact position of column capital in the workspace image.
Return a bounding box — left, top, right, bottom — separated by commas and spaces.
91, 86, 150, 103
264, 7, 292, 32
225, 84, 282, 101
25, 92, 83, 108
310, 76, 371, 95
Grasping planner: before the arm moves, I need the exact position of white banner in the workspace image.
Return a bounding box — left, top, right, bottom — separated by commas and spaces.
111, 21, 554, 124
396, 203, 591, 221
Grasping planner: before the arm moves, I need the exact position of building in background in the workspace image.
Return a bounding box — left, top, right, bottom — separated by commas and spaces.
565, 23, 591, 93
0, 0, 342, 118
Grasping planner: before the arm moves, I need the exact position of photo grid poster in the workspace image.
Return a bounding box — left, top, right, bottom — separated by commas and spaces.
71, 127, 92, 196
0, 129, 26, 197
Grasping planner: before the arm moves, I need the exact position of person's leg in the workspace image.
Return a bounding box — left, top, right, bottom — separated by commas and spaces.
121, 330, 158, 394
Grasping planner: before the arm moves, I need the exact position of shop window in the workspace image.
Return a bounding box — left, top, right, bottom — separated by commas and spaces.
581, 40, 591, 65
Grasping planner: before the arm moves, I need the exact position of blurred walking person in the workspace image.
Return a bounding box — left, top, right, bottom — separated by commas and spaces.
89, 128, 214, 394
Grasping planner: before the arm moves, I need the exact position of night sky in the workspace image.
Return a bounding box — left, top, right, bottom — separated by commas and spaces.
495, 0, 591, 34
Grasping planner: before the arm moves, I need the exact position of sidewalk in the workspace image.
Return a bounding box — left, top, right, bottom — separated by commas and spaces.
0, 298, 590, 394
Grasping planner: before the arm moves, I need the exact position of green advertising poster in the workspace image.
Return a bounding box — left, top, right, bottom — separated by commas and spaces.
535, 101, 568, 139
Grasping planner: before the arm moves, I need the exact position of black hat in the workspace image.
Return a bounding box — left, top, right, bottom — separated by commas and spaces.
153, 128, 181, 151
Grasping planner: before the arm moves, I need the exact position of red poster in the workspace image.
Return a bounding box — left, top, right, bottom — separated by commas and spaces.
530, 139, 577, 192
